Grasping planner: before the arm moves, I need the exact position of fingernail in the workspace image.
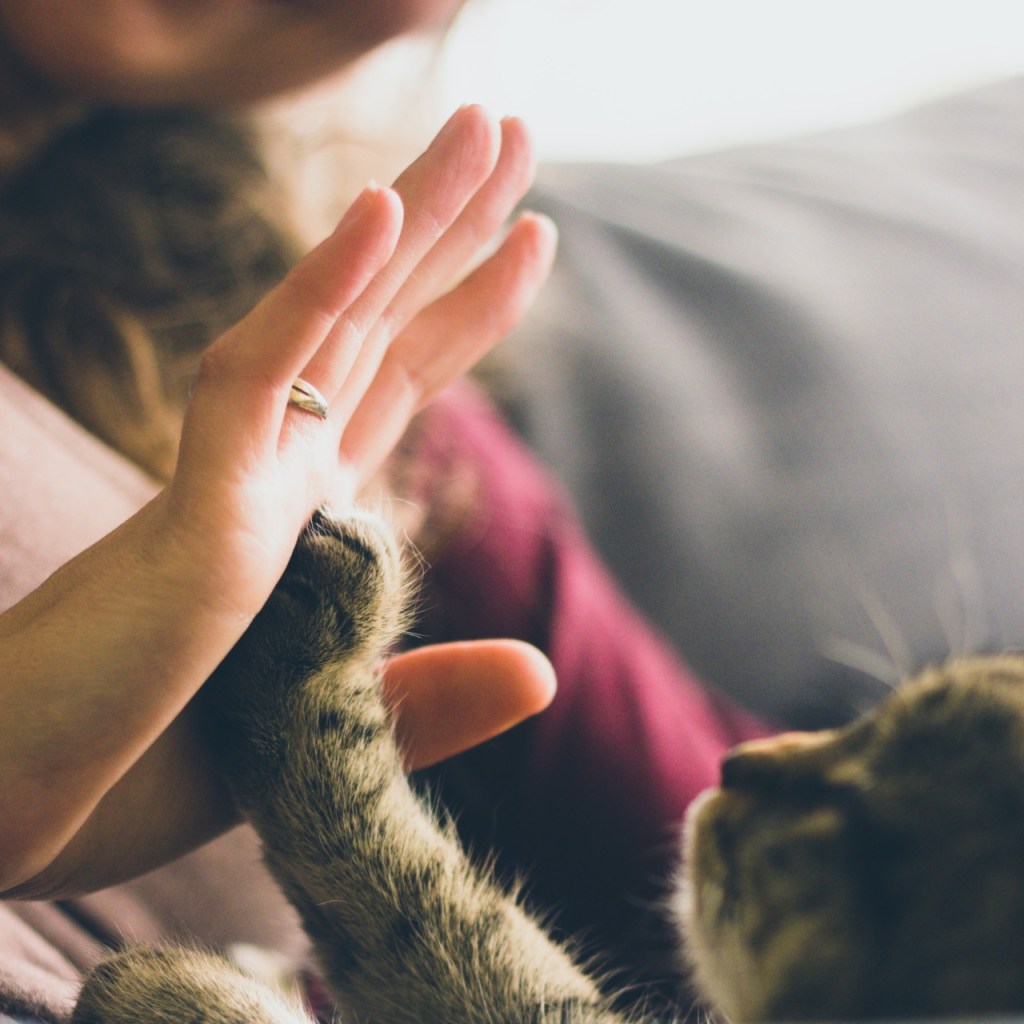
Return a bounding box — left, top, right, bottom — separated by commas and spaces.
521, 210, 558, 237
357, 180, 388, 205
334, 182, 388, 235
433, 103, 490, 147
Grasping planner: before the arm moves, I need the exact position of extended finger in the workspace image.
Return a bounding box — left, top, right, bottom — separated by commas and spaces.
388, 117, 536, 327
381, 640, 557, 770
339, 212, 558, 485
176, 185, 403, 482
207, 184, 401, 391
298, 106, 503, 411
326, 117, 538, 431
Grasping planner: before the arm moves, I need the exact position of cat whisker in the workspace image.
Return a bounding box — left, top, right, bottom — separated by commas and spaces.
847, 577, 915, 682
816, 541, 913, 687
932, 494, 991, 659
819, 637, 902, 691
933, 558, 979, 661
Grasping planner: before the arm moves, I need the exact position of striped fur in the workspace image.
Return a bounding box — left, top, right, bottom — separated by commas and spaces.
74, 509, 620, 1024
71, 509, 1024, 1023
679, 656, 1024, 1020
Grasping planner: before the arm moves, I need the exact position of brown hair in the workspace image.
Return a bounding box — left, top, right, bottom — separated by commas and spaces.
0, 106, 298, 479
0, 62, 476, 554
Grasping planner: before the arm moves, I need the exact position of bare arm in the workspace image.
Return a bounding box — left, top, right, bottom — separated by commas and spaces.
0, 107, 557, 897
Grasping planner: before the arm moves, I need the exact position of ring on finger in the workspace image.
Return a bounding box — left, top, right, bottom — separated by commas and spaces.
288, 377, 329, 420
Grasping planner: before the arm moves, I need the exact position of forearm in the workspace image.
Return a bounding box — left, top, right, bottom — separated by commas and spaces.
0, 492, 255, 893
0, 500, 557, 900
0, 107, 553, 899
1, 704, 240, 900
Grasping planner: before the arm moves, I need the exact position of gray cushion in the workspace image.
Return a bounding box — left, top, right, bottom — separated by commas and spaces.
505, 76, 1024, 727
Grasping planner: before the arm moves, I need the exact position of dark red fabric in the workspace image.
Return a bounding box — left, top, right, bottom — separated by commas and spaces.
412, 385, 773, 991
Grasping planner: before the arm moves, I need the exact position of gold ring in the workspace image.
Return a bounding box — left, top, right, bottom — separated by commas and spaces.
288, 377, 329, 420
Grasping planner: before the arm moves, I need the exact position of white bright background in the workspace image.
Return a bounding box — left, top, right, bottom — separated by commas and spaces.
434, 0, 1024, 162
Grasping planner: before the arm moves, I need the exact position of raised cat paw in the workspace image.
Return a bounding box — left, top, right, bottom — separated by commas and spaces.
203, 507, 406, 814
269, 506, 405, 666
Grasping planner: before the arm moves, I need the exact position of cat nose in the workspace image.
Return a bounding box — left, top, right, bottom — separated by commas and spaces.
719, 732, 821, 789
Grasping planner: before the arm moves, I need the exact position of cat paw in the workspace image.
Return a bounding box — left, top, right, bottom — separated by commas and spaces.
203, 507, 405, 785
73, 947, 312, 1024
279, 507, 406, 662
230, 506, 405, 678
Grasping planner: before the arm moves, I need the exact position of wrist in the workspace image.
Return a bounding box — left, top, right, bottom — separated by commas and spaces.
0, 492, 262, 890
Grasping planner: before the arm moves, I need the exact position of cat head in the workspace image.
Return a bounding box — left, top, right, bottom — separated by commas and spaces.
678, 655, 1024, 1022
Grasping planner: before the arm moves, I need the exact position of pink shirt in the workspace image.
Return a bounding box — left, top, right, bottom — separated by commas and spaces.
412, 385, 772, 992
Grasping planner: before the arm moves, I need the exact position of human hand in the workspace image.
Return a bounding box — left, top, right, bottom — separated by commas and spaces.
163, 104, 556, 623
4, 638, 555, 899
383, 639, 556, 770
0, 106, 556, 894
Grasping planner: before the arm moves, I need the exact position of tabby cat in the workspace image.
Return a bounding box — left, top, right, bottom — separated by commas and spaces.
70, 510, 1024, 1024
680, 653, 1024, 1020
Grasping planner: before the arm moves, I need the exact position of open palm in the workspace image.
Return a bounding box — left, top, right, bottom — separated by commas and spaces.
165, 105, 555, 622
0, 107, 557, 896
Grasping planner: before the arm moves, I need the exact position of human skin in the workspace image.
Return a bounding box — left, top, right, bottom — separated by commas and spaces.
0, 100, 559, 897
0, 0, 468, 105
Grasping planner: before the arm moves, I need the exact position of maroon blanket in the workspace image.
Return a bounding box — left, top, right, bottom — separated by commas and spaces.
411, 386, 768, 992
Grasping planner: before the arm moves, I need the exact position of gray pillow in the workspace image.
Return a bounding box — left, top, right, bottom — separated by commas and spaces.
503, 76, 1024, 728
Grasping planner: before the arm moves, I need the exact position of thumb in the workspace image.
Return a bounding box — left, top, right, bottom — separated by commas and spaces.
380, 640, 556, 770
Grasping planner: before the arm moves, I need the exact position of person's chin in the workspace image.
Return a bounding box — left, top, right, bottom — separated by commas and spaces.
347, 0, 464, 43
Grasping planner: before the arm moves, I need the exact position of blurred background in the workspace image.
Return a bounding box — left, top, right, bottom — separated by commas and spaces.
282, 1, 1024, 235
435, 0, 1024, 161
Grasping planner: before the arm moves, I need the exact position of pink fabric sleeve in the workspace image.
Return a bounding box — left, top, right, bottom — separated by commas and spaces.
411, 385, 773, 991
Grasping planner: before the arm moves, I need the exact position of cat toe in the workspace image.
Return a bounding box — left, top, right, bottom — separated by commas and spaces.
282, 507, 407, 659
